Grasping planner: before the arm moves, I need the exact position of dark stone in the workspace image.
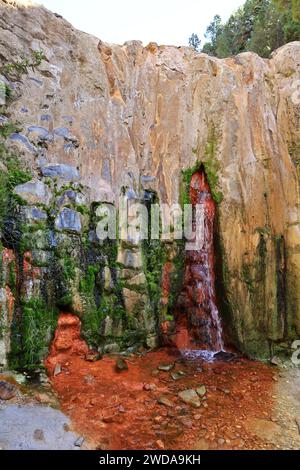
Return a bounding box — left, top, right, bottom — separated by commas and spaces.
74, 436, 85, 447
0, 381, 17, 401
115, 358, 128, 372
214, 351, 237, 362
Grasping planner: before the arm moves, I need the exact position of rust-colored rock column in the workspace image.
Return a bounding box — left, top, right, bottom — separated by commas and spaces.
174, 169, 224, 352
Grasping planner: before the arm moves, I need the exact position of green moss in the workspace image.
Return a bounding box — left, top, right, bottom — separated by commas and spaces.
288, 141, 300, 166
0, 121, 21, 138
142, 239, 167, 306
0, 82, 12, 101
9, 298, 58, 370
76, 204, 90, 216
180, 129, 223, 206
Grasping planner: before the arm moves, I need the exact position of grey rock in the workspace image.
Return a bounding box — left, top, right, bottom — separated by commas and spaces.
0, 114, 8, 123
104, 343, 120, 354
158, 363, 174, 372
178, 389, 201, 408
14, 180, 52, 206
41, 114, 52, 122
41, 164, 80, 181
126, 188, 139, 200
10, 133, 37, 153
55, 208, 82, 233
196, 385, 207, 397
54, 127, 79, 146
56, 189, 86, 207
270, 356, 282, 366
74, 436, 85, 447
21, 206, 48, 223
28, 126, 53, 142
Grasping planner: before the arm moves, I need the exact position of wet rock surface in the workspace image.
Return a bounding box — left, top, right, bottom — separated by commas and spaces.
0, 373, 88, 450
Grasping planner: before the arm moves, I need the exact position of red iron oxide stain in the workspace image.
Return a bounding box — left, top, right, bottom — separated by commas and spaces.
174, 169, 224, 351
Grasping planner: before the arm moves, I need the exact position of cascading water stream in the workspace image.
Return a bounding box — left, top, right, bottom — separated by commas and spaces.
174, 168, 225, 358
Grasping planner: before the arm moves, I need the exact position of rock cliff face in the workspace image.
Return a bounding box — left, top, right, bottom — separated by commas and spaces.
0, 0, 300, 368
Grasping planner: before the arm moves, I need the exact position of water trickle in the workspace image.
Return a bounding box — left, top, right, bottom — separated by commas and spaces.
175, 168, 224, 354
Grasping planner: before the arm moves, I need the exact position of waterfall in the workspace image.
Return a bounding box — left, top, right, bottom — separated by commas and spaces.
174, 168, 225, 354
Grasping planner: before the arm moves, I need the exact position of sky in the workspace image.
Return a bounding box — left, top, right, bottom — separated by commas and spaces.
38, 0, 244, 47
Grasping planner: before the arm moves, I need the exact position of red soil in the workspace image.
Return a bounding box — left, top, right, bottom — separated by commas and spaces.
46, 313, 276, 451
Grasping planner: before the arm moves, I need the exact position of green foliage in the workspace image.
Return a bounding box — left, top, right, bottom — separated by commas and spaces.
0, 82, 12, 102
197, 0, 300, 59
0, 146, 31, 233
1, 50, 47, 78
180, 162, 200, 206
0, 121, 20, 138
188, 33, 201, 51
273, 0, 300, 21
180, 133, 222, 206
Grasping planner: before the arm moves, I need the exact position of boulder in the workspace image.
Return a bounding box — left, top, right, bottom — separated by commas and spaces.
14, 180, 52, 206
41, 164, 80, 182
55, 208, 82, 233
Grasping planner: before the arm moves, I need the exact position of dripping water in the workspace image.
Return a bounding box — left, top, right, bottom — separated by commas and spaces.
174, 168, 225, 359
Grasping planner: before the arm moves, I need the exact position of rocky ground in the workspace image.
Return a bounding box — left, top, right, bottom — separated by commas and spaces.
1, 349, 299, 451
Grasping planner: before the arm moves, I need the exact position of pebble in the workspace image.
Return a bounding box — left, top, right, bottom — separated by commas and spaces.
178, 389, 201, 408
74, 436, 85, 447
157, 396, 174, 408
177, 417, 193, 429
54, 363, 62, 377
116, 358, 128, 372
196, 385, 207, 397
171, 371, 186, 381
158, 364, 174, 372
85, 351, 102, 362
143, 383, 157, 391
154, 416, 164, 424
156, 440, 165, 449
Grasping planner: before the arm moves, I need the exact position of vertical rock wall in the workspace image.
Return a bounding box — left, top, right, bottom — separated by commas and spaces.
0, 0, 300, 367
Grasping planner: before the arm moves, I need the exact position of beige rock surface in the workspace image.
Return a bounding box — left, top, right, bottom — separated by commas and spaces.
0, 0, 300, 358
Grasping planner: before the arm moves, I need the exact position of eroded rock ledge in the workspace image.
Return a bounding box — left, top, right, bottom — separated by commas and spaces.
0, 0, 300, 368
